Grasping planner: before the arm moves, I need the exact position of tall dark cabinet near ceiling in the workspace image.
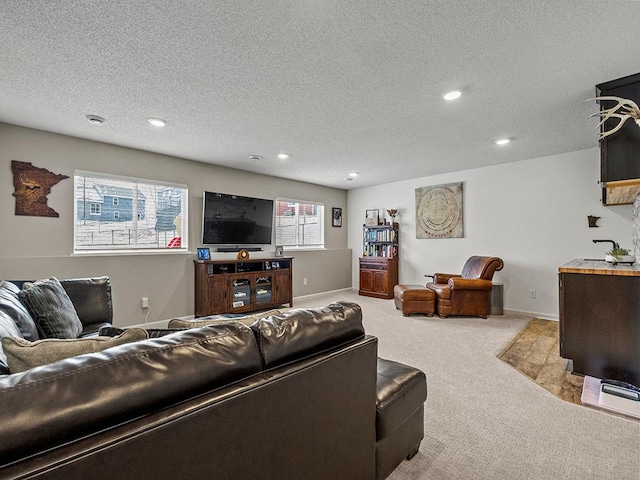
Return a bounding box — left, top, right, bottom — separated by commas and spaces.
596, 72, 640, 204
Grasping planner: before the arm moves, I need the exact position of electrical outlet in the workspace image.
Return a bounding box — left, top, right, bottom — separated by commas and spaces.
141, 297, 149, 309
529, 289, 536, 299
303, 278, 308, 285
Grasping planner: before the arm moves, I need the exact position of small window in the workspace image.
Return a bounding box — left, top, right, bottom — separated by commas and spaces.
74, 171, 188, 253
275, 198, 324, 248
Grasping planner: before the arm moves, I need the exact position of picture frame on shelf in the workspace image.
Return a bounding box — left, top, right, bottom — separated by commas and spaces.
332, 207, 342, 227
365, 209, 379, 226
275, 245, 284, 257
197, 247, 211, 261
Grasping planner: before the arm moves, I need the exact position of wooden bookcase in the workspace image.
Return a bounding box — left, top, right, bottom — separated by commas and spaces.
359, 223, 399, 299
194, 257, 293, 317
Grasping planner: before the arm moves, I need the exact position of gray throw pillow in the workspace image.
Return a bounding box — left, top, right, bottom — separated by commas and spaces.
1, 328, 148, 374
0, 281, 38, 341
18, 278, 83, 339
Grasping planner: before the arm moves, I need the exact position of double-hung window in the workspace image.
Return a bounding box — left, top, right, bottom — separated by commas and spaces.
74, 171, 188, 253
275, 198, 324, 248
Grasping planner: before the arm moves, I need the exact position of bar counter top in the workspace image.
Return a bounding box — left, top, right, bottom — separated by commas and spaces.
559, 258, 640, 276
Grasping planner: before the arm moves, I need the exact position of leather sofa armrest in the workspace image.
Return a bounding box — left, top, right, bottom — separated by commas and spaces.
448, 277, 493, 291
433, 273, 459, 284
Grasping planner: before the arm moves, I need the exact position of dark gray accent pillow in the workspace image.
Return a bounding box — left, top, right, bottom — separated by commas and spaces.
0, 281, 38, 341
1, 328, 148, 374
18, 278, 83, 339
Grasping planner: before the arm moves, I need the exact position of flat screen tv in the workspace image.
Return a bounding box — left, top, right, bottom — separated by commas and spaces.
202, 192, 274, 246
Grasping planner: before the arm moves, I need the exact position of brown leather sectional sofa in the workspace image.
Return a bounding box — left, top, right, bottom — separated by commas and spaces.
0, 300, 426, 480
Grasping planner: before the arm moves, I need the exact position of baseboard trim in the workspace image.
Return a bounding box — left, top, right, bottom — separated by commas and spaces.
293, 287, 353, 303
503, 308, 558, 321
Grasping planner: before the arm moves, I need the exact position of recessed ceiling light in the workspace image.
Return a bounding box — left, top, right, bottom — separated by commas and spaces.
148, 118, 167, 127
249, 155, 263, 161
278, 153, 291, 160
86, 114, 106, 126
443, 91, 462, 101
495, 138, 510, 145
349, 172, 359, 177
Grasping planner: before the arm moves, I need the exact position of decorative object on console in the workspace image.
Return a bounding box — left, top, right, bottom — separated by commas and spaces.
605, 246, 635, 265
587, 215, 600, 227
365, 209, 379, 226
11, 160, 69, 218
332, 207, 342, 227
274, 245, 284, 257
197, 247, 211, 260
237, 249, 250, 260
415, 182, 463, 239
386, 208, 398, 220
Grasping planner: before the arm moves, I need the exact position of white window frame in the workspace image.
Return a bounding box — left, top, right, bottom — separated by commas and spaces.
74, 170, 189, 254
275, 197, 324, 249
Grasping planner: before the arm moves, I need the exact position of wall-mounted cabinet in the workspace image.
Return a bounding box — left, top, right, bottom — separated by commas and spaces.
194, 258, 293, 316
596, 72, 640, 205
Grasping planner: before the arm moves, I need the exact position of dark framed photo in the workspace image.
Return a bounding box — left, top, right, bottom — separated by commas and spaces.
365, 209, 379, 226
332, 207, 342, 227
197, 247, 211, 261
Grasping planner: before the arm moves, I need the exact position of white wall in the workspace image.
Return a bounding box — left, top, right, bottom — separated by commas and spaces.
0, 123, 351, 326
348, 149, 633, 319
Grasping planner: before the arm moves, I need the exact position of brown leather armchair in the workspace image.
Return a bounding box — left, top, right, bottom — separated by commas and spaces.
426, 256, 504, 319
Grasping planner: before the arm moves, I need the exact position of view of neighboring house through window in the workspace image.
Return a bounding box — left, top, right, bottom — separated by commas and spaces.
275, 198, 324, 248
74, 171, 188, 252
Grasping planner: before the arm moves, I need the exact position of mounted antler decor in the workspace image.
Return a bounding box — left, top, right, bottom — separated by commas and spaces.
589, 96, 640, 139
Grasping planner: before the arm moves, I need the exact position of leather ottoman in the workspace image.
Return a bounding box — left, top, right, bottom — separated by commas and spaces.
375, 358, 427, 480
394, 284, 435, 316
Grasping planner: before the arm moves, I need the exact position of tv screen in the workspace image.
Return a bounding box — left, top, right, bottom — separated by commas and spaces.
202, 192, 274, 245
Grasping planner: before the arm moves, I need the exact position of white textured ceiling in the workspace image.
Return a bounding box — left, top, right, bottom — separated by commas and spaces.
1, 1, 639, 189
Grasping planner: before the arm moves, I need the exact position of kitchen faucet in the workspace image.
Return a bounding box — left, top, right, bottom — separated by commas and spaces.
593, 239, 619, 251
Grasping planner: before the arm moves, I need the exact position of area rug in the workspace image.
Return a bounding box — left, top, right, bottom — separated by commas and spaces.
498, 318, 584, 405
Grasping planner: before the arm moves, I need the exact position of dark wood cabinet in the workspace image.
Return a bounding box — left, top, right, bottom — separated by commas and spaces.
559, 260, 640, 385
195, 258, 293, 317
359, 257, 398, 299
359, 223, 399, 299
596, 73, 640, 205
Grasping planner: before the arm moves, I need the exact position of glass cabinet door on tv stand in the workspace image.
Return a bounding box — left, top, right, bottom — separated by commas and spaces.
231, 277, 252, 310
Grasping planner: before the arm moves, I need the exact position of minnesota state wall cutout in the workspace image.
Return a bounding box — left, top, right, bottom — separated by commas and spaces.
11, 160, 69, 217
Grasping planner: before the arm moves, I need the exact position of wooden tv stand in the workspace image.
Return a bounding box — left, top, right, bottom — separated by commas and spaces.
194, 257, 293, 317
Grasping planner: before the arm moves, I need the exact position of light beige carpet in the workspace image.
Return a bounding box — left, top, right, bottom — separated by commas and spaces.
294, 290, 640, 480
